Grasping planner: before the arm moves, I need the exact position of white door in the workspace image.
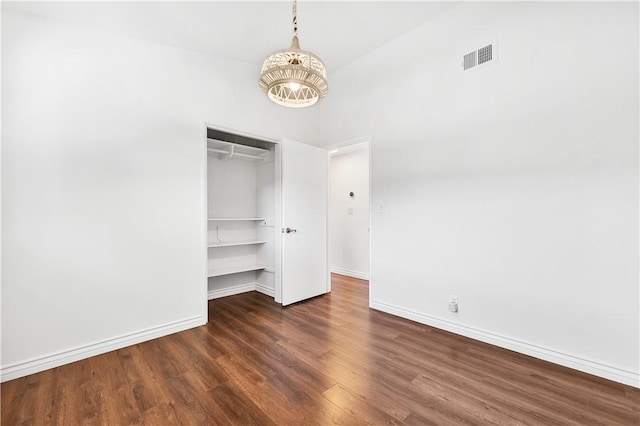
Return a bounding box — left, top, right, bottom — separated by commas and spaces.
281, 139, 328, 306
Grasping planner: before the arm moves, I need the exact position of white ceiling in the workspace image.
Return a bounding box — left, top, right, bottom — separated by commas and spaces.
3, 1, 460, 72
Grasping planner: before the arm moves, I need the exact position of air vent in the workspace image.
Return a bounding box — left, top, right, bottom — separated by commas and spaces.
462, 41, 497, 71
463, 51, 477, 70
477, 44, 493, 65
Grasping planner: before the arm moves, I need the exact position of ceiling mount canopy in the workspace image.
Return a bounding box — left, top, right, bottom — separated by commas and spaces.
259, 0, 328, 108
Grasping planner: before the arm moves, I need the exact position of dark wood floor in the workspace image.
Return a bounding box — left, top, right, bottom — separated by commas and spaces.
2, 274, 639, 425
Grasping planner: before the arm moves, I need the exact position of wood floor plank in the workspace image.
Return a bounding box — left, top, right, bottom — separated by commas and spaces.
89, 352, 144, 425
162, 331, 229, 392
206, 381, 275, 425
265, 371, 363, 425
411, 373, 549, 425
161, 373, 232, 425
322, 383, 403, 424
214, 352, 318, 425
136, 337, 188, 381
115, 345, 163, 414
2, 273, 638, 425
276, 338, 418, 422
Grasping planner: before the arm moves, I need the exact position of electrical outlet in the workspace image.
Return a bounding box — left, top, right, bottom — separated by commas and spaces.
378, 204, 385, 214
450, 295, 458, 304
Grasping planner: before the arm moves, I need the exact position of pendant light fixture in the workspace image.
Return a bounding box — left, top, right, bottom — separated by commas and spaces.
259, 0, 328, 108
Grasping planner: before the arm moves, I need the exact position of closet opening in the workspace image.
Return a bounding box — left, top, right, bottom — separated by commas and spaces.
205, 127, 278, 304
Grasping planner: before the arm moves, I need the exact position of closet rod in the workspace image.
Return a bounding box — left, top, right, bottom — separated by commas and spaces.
207, 138, 268, 154
206, 147, 266, 161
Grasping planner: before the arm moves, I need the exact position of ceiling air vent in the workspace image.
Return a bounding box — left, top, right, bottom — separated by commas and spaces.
462, 41, 497, 71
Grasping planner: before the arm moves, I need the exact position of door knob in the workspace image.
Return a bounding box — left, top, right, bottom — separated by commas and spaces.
285, 227, 297, 234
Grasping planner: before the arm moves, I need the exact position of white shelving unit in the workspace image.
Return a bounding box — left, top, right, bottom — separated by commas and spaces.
206, 131, 277, 301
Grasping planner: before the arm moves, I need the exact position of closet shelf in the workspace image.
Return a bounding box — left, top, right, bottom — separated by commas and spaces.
208, 263, 266, 277
208, 240, 266, 248
207, 138, 270, 161
208, 217, 266, 221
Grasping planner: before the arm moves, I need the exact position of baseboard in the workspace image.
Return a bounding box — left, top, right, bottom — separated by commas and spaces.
208, 282, 275, 299
370, 300, 640, 388
1, 315, 205, 383
208, 283, 256, 300
330, 267, 369, 280
255, 283, 275, 297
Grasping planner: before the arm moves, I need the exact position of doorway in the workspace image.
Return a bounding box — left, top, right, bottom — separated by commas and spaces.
328, 138, 371, 285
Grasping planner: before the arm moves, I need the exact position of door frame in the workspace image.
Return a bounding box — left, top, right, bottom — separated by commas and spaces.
326, 136, 372, 301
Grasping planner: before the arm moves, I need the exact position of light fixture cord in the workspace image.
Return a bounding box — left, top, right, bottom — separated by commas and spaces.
292, 0, 298, 38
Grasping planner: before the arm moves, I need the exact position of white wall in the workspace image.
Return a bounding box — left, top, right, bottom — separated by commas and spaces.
1, 9, 315, 380
315, 2, 639, 386
330, 146, 370, 279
